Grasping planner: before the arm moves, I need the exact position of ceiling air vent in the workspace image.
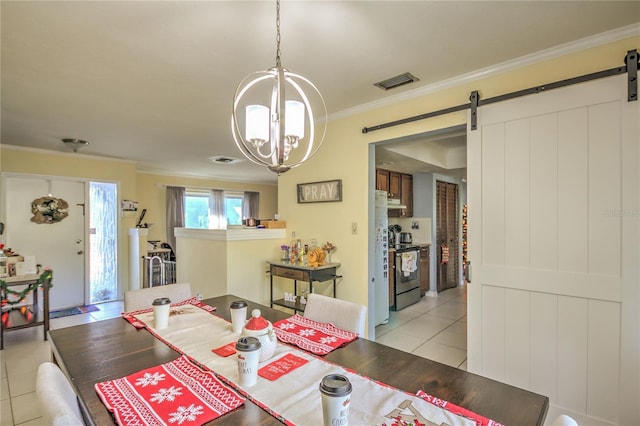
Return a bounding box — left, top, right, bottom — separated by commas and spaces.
209, 156, 242, 165
374, 72, 420, 91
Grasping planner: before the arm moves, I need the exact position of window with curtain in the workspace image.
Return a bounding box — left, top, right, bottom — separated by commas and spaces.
243, 191, 259, 220
166, 186, 185, 253
184, 190, 252, 229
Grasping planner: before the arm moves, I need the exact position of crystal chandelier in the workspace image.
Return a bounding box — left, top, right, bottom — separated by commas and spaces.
231, 0, 327, 174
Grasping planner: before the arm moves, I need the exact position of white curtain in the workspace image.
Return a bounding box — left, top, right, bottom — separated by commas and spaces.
243, 191, 259, 220
165, 186, 185, 254
209, 189, 226, 229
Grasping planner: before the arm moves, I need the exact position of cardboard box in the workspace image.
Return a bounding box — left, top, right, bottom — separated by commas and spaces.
260, 220, 286, 229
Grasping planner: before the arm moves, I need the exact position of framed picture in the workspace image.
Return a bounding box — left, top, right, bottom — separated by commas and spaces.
297, 179, 342, 203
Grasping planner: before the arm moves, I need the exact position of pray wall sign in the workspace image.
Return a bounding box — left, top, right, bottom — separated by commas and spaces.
297, 179, 342, 203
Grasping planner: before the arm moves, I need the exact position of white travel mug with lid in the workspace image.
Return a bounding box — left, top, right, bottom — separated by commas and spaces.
319, 374, 352, 426
236, 336, 261, 387
152, 297, 171, 330
229, 300, 248, 333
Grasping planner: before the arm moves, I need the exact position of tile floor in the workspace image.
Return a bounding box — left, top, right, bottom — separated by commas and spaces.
375, 285, 468, 370
0, 287, 467, 425
1, 300, 124, 425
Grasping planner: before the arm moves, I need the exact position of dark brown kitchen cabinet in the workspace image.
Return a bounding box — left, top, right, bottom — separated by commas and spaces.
400, 173, 413, 217
388, 171, 401, 199
419, 245, 430, 296
375, 168, 401, 200
375, 168, 413, 218
376, 169, 390, 194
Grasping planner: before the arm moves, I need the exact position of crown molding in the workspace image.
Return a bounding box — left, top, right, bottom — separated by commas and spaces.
136, 167, 278, 186
329, 24, 640, 122
0, 143, 138, 164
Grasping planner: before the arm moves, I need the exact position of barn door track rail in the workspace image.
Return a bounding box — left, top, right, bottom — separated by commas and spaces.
362, 49, 637, 134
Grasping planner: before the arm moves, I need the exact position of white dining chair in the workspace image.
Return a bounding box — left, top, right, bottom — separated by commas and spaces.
303, 293, 367, 336
36, 362, 85, 426
124, 282, 192, 312
551, 415, 578, 426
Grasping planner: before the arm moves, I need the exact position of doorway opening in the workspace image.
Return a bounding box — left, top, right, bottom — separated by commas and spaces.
89, 182, 118, 303
374, 124, 467, 295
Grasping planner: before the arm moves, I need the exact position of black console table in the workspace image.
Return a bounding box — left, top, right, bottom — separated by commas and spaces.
1, 273, 51, 350
267, 261, 341, 313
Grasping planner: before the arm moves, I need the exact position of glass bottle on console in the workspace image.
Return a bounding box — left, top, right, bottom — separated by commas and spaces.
289, 234, 297, 263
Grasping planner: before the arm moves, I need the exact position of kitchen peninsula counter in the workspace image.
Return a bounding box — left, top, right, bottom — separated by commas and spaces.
175, 227, 286, 304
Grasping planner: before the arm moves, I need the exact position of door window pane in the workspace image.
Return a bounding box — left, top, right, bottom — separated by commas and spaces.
89, 182, 118, 303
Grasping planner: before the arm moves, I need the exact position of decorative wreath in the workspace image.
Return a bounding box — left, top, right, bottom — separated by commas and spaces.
30, 196, 69, 224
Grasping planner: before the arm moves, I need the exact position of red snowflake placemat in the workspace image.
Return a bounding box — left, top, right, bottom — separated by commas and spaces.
273, 313, 358, 355
122, 297, 216, 329
95, 355, 244, 425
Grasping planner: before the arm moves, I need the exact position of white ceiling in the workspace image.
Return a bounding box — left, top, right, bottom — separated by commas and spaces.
376, 126, 468, 179
2, 1, 639, 183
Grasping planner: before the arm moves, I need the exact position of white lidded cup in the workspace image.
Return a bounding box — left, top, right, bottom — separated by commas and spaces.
152, 297, 171, 330
236, 336, 261, 387
229, 300, 248, 333
319, 374, 352, 426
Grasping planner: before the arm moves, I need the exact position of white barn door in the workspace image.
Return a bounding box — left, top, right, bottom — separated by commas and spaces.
467, 75, 638, 425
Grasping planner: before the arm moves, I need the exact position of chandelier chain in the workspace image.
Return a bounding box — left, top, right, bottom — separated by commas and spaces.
275, 0, 281, 67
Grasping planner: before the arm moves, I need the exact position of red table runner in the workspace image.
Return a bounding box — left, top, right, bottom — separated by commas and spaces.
416, 391, 504, 426
273, 313, 358, 355
122, 297, 215, 329
95, 355, 244, 426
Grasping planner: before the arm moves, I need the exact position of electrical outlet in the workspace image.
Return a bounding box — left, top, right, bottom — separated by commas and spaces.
351, 222, 357, 235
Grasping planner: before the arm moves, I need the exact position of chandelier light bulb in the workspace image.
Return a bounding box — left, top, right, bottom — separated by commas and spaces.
245, 104, 269, 145
285, 100, 305, 140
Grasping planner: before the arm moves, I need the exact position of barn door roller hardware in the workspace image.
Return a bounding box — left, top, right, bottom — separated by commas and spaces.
626, 49, 637, 102
362, 49, 638, 134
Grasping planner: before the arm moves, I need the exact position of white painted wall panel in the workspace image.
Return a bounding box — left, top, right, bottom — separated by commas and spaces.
530, 292, 558, 403
586, 299, 620, 422
504, 119, 530, 268
588, 101, 621, 277
504, 288, 530, 389
482, 123, 505, 266
482, 285, 505, 381
558, 107, 589, 274
557, 296, 588, 413
530, 114, 558, 271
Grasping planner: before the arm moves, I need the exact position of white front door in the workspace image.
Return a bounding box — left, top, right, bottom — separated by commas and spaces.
4, 176, 86, 309
467, 75, 638, 424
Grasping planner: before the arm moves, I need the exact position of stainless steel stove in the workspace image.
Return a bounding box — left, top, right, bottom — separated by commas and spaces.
391, 245, 420, 310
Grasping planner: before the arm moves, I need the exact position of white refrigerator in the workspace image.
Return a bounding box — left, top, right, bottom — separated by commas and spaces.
374, 190, 389, 325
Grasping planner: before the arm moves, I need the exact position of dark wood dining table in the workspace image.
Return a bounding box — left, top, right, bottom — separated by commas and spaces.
48, 294, 548, 425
